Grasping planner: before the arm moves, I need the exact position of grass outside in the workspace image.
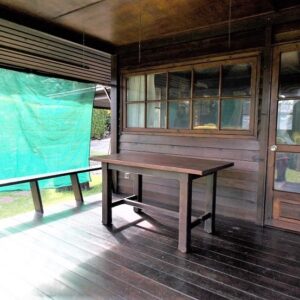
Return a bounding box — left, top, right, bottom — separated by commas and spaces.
0, 174, 102, 219
286, 168, 300, 183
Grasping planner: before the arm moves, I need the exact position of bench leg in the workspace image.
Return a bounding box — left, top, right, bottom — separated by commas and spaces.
70, 173, 84, 205
102, 162, 112, 225
204, 173, 217, 234
30, 180, 43, 214
133, 174, 143, 213
178, 174, 192, 253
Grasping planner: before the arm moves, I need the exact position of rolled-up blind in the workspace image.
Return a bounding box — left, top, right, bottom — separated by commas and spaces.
0, 18, 111, 85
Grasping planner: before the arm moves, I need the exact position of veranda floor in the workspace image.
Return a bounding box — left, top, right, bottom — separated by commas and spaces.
0, 196, 299, 299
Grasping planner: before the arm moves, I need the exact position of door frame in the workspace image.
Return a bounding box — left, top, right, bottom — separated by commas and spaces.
265, 42, 300, 231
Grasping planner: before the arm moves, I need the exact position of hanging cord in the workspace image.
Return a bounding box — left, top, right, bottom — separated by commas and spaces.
228, 0, 232, 49
138, 0, 142, 64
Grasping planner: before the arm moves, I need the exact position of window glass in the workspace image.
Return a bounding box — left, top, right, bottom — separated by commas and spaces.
194, 67, 219, 97
168, 71, 191, 100
279, 51, 300, 98
127, 103, 145, 127
125, 58, 256, 134
222, 64, 251, 97
193, 99, 218, 129
147, 73, 167, 100
277, 100, 300, 145
147, 102, 166, 128
221, 99, 250, 129
274, 152, 300, 194
168, 101, 190, 129
126, 75, 145, 101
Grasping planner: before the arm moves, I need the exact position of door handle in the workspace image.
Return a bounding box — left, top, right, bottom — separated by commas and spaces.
270, 145, 277, 152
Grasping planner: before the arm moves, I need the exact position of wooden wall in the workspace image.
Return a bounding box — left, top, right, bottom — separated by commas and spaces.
119, 135, 259, 221
115, 20, 300, 223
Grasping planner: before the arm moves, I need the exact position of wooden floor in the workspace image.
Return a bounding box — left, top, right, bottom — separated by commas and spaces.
0, 196, 299, 300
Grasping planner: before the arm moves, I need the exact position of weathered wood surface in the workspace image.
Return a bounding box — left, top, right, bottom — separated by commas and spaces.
118, 133, 258, 222
0, 197, 299, 299
92, 153, 234, 176
0, 165, 101, 214
0, 165, 101, 187
97, 153, 233, 253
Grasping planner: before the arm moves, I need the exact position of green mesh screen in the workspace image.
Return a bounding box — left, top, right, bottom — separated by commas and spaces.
0, 68, 95, 191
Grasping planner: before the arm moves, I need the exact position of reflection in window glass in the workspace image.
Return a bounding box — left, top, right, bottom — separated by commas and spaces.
279, 51, 300, 98
277, 100, 300, 145
126, 75, 145, 101
274, 152, 300, 194
193, 100, 218, 129
127, 103, 145, 127
194, 67, 219, 97
147, 102, 166, 128
147, 73, 167, 100
168, 101, 190, 129
222, 64, 251, 96
168, 71, 191, 100
221, 99, 250, 129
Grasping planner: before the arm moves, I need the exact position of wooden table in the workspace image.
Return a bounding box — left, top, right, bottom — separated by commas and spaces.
92, 153, 234, 253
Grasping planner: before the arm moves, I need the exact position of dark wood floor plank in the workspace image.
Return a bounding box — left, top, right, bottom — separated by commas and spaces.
0, 197, 300, 300
0, 227, 123, 300
43, 219, 261, 300
217, 223, 300, 255
140, 213, 300, 286
218, 217, 300, 246
61, 207, 300, 300
8, 211, 196, 300
34, 222, 223, 300
6, 221, 160, 300
131, 208, 300, 271
213, 230, 300, 263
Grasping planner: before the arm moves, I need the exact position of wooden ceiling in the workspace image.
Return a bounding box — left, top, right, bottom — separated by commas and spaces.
0, 0, 299, 47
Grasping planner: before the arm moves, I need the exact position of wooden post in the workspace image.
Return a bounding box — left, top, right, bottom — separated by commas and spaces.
133, 174, 143, 213
102, 162, 112, 225
204, 173, 217, 234
70, 173, 83, 205
110, 54, 120, 193
178, 173, 192, 253
258, 22, 273, 225
30, 180, 43, 214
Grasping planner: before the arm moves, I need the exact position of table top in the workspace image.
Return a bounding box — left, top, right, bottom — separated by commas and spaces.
91, 153, 234, 176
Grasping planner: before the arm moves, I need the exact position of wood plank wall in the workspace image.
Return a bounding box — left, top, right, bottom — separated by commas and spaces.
116, 20, 300, 223
0, 18, 111, 85
119, 135, 260, 221
116, 29, 267, 223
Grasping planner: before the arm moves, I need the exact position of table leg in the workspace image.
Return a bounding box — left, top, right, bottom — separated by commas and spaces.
178, 174, 192, 253
133, 174, 143, 213
204, 173, 217, 234
102, 162, 112, 225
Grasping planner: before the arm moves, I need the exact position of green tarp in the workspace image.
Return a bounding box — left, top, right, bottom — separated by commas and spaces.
0, 68, 95, 191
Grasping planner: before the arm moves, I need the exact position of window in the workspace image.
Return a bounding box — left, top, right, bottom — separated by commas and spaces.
123, 56, 257, 135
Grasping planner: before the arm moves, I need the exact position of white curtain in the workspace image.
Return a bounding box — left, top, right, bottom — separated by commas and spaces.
127, 75, 145, 101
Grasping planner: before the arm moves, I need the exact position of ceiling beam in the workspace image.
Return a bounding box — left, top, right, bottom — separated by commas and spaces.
118, 4, 300, 54
0, 4, 116, 54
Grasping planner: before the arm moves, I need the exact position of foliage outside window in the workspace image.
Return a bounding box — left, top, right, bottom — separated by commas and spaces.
124, 57, 257, 135
91, 108, 111, 139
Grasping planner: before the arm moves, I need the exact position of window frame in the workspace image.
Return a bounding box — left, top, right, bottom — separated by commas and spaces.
122, 54, 259, 137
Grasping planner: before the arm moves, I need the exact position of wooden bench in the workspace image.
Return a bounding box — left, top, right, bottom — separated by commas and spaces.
0, 166, 102, 214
